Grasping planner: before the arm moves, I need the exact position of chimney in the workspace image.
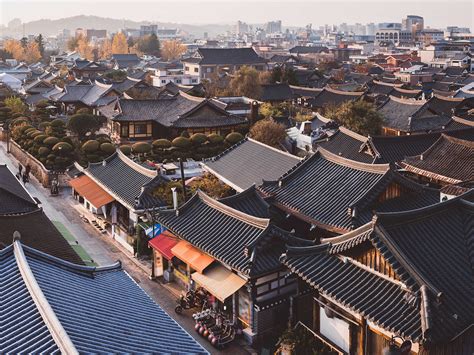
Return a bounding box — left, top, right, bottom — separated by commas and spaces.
171, 187, 178, 210
249, 101, 260, 124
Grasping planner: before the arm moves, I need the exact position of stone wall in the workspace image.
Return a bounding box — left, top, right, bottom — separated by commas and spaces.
9, 140, 51, 187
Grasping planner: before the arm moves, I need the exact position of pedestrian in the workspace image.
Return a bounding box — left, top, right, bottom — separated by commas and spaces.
18, 164, 23, 176
22, 172, 28, 185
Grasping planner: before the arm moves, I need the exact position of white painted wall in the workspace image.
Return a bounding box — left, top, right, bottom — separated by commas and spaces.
319, 307, 350, 353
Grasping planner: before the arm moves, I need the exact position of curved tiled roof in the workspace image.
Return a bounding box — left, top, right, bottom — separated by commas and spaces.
0, 241, 208, 354
203, 138, 301, 192
0, 165, 38, 215
258, 149, 391, 232
317, 126, 375, 164
218, 185, 270, 218
79, 150, 165, 210
310, 87, 364, 108
402, 135, 474, 184
282, 191, 474, 345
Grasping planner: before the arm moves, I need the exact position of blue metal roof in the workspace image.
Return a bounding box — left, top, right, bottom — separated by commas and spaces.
0, 242, 208, 354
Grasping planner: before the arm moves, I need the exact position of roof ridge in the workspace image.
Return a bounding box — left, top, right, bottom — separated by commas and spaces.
372, 80, 403, 88
217, 184, 270, 209
320, 222, 374, 245
376, 191, 474, 225
432, 94, 464, 102
338, 126, 368, 142
451, 116, 474, 127
318, 147, 390, 173
116, 149, 157, 178
197, 190, 270, 229
205, 137, 249, 162
13, 239, 79, 354
324, 86, 365, 96
388, 95, 426, 105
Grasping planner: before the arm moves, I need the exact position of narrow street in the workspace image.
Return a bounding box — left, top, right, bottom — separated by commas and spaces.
0, 142, 251, 355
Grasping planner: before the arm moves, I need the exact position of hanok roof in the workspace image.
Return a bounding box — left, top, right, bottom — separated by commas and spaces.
317, 126, 374, 164
157, 190, 305, 277
0, 240, 207, 354
309, 87, 364, 109
289, 85, 323, 99
289, 46, 329, 54
260, 83, 293, 102
364, 127, 474, 163
402, 135, 474, 184
183, 47, 266, 65
76, 150, 165, 210
0, 165, 38, 215
0, 165, 83, 264
202, 138, 301, 192
282, 193, 474, 345
112, 54, 141, 69
218, 185, 270, 218
55, 81, 117, 107
258, 148, 439, 233
100, 91, 246, 128
378, 96, 452, 133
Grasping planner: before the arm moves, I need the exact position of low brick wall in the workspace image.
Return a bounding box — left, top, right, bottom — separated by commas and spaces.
9, 140, 52, 187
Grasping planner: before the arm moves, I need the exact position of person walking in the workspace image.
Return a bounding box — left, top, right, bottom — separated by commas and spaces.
24, 164, 31, 183
18, 164, 23, 177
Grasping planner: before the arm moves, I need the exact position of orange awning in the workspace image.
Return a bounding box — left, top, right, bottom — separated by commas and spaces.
171, 240, 214, 273
69, 175, 115, 209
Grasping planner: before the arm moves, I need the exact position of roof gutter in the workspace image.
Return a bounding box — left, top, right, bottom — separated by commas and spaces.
13, 234, 78, 355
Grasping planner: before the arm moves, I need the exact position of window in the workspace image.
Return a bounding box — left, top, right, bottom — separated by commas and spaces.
192, 79, 197, 83
161, 79, 166, 84
176, 79, 182, 83
185, 66, 189, 71
121, 124, 129, 137
319, 307, 350, 353
134, 123, 147, 135
206, 67, 214, 73
194, 67, 199, 73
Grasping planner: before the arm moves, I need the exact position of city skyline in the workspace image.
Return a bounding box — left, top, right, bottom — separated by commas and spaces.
1, 0, 472, 29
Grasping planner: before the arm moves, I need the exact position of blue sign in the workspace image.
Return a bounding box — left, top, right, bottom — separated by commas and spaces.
145, 223, 166, 239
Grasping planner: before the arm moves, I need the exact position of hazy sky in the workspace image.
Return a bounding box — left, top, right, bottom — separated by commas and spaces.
1, 0, 473, 28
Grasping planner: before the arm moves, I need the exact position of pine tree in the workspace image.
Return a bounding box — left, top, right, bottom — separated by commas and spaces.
35, 34, 45, 57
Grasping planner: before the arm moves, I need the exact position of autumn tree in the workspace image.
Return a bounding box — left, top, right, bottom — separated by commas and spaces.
4, 96, 26, 115
161, 40, 185, 61
325, 100, 383, 136
112, 33, 129, 54
226, 66, 263, 99
77, 35, 94, 60
23, 41, 42, 63
189, 173, 233, 199
249, 119, 287, 147
98, 38, 112, 59
4, 39, 24, 61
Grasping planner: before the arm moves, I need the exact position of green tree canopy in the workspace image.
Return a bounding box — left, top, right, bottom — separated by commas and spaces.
325, 100, 383, 136
67, 113, 101, 140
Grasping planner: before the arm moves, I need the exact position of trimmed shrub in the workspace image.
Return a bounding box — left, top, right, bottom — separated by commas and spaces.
24, 127, 36, 135
190, 133, 208, 146
225, 132, 244, 145
82, 140, 100, 153
152, 139, 172, 149
207, 133, 224, 145
31, 131, 43, 138
100, 142, 115, 155
86, 154, 101, 163
96, 135, 111, 144
38, 122, 51, 130
33, 134, 47, 144
180, 130, 190, 138
50, 118, 65, 127
38, 147, 50, 156
132, 142, 152, 154
120, 145, 132, 155
44, 136, 60, 146
52, 142, 73, 153
47, 154, 56, 161
172, 137, 192, 149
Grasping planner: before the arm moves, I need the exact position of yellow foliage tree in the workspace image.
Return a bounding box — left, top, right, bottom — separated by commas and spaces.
111, 33, 129, 54
4, 39, 24, 61
22, 41, 42, 63
98, 38, 112, 59
161, 40, 186, 61
76, 35, 94, 60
